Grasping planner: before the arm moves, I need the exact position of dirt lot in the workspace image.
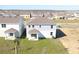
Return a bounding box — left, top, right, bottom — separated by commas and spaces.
58, 28, 79, 54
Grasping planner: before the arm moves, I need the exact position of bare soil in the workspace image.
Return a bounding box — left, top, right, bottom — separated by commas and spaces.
58, 28, 79, 54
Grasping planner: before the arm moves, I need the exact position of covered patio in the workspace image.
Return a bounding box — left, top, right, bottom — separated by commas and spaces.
28, 29, 39, 40
4, 28, 19, 40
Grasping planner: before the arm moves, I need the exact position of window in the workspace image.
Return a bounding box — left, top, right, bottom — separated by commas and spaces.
2, 24, 6, 28
28, 25, 30, 28
50, 32, 53, 35
31, 34, 37, 38
32, 25, 34, 28
51, 25, 53, 28
9, 33, 13, 36
39, 25, 41, 28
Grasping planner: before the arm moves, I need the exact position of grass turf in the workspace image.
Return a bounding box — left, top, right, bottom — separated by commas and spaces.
0, 38, 68, 54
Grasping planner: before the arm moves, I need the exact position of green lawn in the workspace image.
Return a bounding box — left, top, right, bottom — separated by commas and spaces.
0, 38, 68, 54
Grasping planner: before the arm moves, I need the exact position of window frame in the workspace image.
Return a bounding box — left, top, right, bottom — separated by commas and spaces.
28, 25, 30, 28
9, 33, 13, 36
32, 25, 34, 28
39, 25, 41, 28
51, 25, 53, 28
50, 32, 53, 35
1, 24, 6, 28
31, 34, 37, 38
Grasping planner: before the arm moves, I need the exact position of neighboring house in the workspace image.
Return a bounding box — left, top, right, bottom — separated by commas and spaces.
17, 12, 31, 19
26, 17, 57, 40
43, 12, 53, 18
53, 12, 66, 20
74, 13, 79, 19
0, 16, 24, 40
2, 10, 31, 20
30, 12, 43, 17
65, 15, 76, 20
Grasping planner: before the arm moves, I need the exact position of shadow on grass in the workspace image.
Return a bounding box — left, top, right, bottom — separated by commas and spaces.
39, 37, 46, 40
20, 28, 26, 39
56, 29, 66, 38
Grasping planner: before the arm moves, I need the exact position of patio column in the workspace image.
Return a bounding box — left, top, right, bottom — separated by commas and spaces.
13, 33, 16, 39
37, 33, 38, 40
5, 33, 8, 40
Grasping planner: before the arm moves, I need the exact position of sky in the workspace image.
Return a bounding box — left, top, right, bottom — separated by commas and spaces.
0, 5, 79, 10
0, 0, 79, 5
0, 0, 79, 10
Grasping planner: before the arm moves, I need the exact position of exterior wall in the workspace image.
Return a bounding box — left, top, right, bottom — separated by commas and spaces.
24, 15, 30, 19
20, 15, 30, 19
67, 17, 76, 20
5, 33, 16, 40
5, 31, 19, 40
53, 25, 56, 38
28, 33, 38, 40
0, 23, 19, 37
26, 24, 56, 40
53, 16, 60, 19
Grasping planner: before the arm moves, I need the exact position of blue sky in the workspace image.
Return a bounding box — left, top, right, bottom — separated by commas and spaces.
0, 5, 79, 10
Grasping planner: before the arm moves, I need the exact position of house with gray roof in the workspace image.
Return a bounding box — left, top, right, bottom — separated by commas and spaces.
0, 16, 24, 40
26, 17, 57, 40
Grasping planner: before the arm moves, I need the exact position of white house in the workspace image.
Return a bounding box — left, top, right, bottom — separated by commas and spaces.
26, 17, 57, 40
0, 16, 24, 40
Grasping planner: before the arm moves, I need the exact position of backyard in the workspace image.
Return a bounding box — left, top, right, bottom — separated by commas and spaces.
0, 38, 68, 54
58, 28, 79, 54
55, 19, 79, 54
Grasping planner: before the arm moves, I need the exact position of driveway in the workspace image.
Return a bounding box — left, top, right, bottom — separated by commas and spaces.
58, 28, 79, 54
